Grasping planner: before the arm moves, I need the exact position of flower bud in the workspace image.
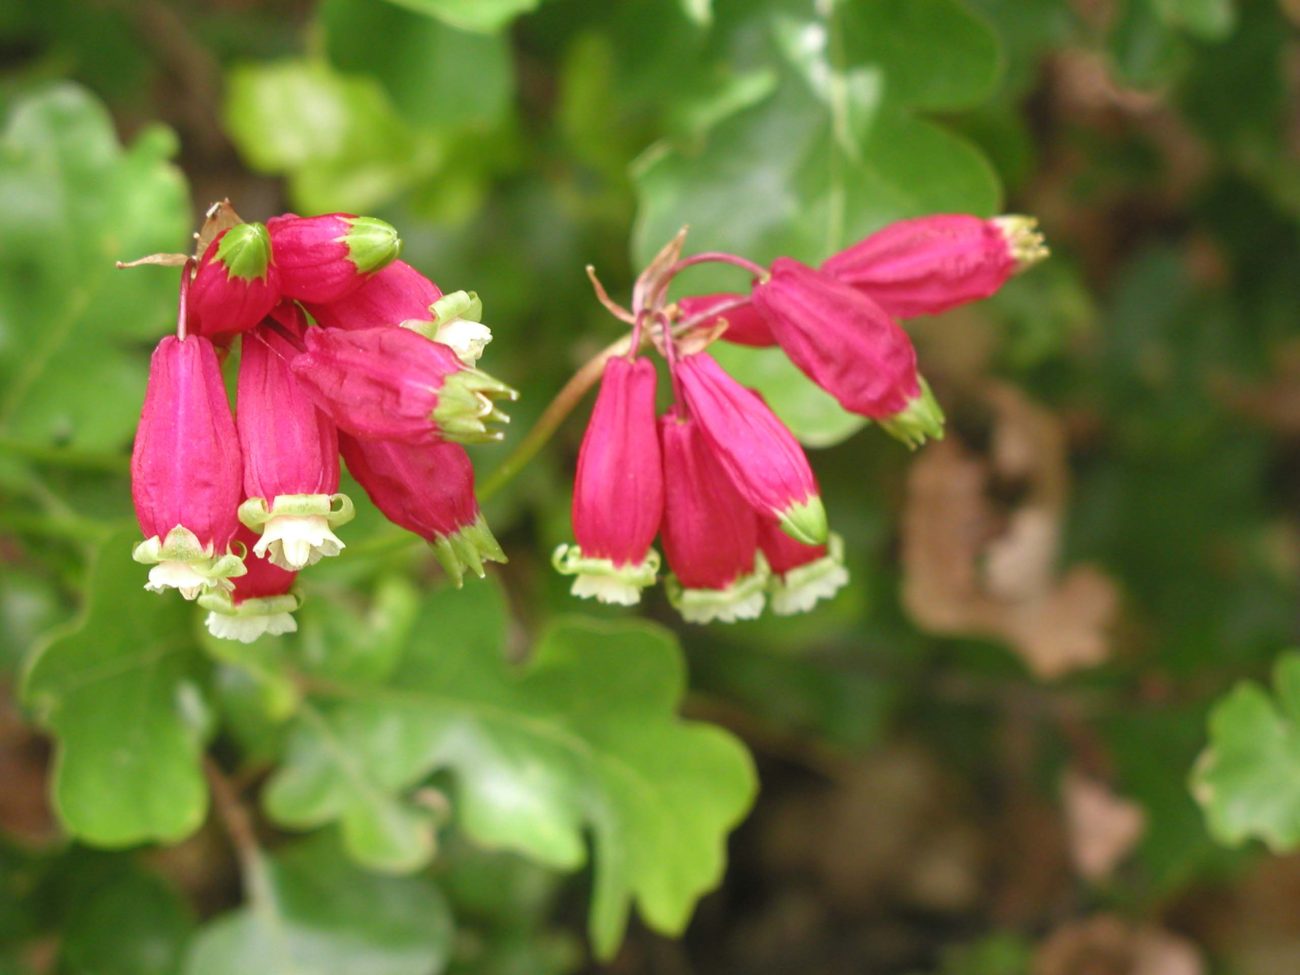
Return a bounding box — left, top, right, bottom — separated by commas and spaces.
553, 357, 663, 605
305, 259, 442, 331
267, 213, 402, 304
200, 524, 301, 643
339, 434, 505, 587
290, 326, 517, 445
758, 520, 849, 616
660, 411, 768, 623
675, 352, 826, 546
676, 293, 775, 347
188, 222, 281, 338
820, 213, 1048, 319
752, 258, 944, 448
236, 321, 354, 571
131, 335, 245, 598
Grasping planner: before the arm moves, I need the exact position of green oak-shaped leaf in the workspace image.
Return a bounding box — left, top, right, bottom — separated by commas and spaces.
633, 2, 1000, 446
0, 84, 189, 451
263, 581, 757, 959
1192, 652, 1300, 850
185, 835, 451, 975
381, 0, 544, 33
22, 531, 209, 846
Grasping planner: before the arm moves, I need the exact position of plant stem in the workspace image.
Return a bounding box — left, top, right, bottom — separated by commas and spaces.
203, 756, 271, 903
478, 334, 631, 501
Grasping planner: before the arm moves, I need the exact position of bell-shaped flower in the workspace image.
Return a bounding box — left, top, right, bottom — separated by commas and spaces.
820, 213, 1048, 319
267, 213, 402, 304
751, 258, 944, 448
675, 351, 826, 546
758, 519, 849, 616
660, 411, 768, 623
131, 335, 245, 598
553, 357, 663, 605
236, 320, 354, 571
305, 259, 443, 331
187, 222, 280, 338
200, 524, 301, 643
676, 293, 775, 347
339, 434, 506, 587
290, 325, 517, 445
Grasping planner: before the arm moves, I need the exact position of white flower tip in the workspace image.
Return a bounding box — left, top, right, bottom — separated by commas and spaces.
679, 589, 766, 624
435, 318, 493, 365
771, 563, 849, 616
255, 514, 346, 571
205, 610, 298, 643
571, 574, 643, 606
145, 561, 211, 600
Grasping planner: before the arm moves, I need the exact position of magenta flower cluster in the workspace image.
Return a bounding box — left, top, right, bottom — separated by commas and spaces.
130, 212, 513, 643
555, 213, 1047, 623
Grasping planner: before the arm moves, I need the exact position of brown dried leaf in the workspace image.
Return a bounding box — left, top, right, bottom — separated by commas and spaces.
1062, 769, 1146, 882
901, 383, 1120, 679
194, 198, 243, 258
1034, 916, 1203, 975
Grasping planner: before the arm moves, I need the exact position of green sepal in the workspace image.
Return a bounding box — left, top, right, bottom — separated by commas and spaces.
344, 215, 402, 274
432, 368, 518, 444
430, 513, 507, 588
665, 554, 770, 624
431, 290, 483, 326
777, 496, 828, 546
878, 376, 945, 450
215, 221, 272, 281
238, 493, 356, 531
198, 588, 302, 619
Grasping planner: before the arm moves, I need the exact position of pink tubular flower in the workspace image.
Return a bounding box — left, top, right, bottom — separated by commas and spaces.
553, 357, 663, 605
187, 222, 280, 338
339, 434, 506, 587
200, 524, 301, 643
675, 351, 827, 546
751, 258, 944, 448
820, 214, 1048, 319
131, 335, 245, 598
757, 519, 849, 616
660, 411, 768, 623
305, 259, 442, 331
267, 213, 403, 304
236, 321, 354, 571
676, 293, 775, 347
290, 325, 516, 445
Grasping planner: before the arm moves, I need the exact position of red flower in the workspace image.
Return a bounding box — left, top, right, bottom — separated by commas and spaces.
339, 434, 505, 587
131, 335, 245, 598
675, 352, 826, 546
751, 258, 944, 447
236, 320, 354, 570
305, 259, 442, 331
821, 214, 1047, 319
188, 222, 280, 338
290, 325, 516, 445
677, 293, 775, 347
659, 411, 768, 623
553, 357, 663, 605
267, 213, 402, 304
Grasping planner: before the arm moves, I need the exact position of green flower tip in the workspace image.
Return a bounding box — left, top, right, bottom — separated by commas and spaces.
778, 496, 828, 546
216, 221, 272, 281
431, 514, 506, 588
433, 368, 519, 444
345, 216, 402, 274
879, 377, 945, 451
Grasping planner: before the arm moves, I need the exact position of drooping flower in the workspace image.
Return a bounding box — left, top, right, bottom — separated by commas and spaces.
757, 519, 849, 616
339, 433, 506, 586
820, 214, 1048, 319
267, 213, 402, 304
290, 325, 517, 445
187, 222, 281, 338
553, 357, 663, 605
751, 257, 944, 448
200, 524, 301, 643
131, 335, 245, 598
659, 410, 768, 623
236, 318, 354, 571
676, 293, 775, 347
675, 351, 827, 546
305, 259, 443, 331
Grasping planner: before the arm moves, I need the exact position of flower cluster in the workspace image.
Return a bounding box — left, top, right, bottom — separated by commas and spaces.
129, 209, 514, 643
555, 213, 1047, 623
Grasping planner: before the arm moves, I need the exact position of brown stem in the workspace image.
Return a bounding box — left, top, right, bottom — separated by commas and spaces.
203, 756, 264, 886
